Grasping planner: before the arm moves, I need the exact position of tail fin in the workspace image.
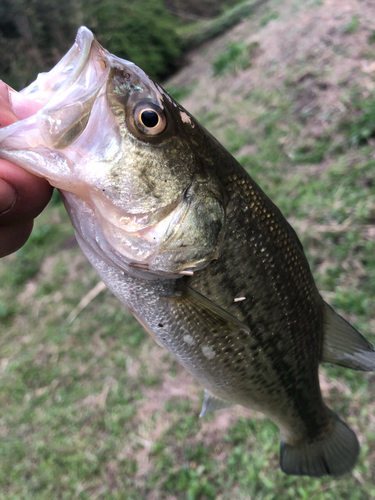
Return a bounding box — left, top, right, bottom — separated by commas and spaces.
280, 412, 359, 477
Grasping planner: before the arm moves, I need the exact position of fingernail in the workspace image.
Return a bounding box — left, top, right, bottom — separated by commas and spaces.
0, 179, 17, 214
8, 88, 42, 120
0, 82, 19, 127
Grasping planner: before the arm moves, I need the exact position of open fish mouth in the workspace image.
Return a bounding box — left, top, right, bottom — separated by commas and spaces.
0, 27, 117, 155
0, 27, 115, 188
21, 27, 98, 105
12, 27, 112, 152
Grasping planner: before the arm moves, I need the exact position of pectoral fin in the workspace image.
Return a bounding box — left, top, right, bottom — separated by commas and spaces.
159, 280, 250, 404
172, 280, 250, 333
200, 390, 232, 417
321, 302, 375, 371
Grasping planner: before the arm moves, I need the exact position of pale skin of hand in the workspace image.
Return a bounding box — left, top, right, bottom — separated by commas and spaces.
0, 81, 53, 257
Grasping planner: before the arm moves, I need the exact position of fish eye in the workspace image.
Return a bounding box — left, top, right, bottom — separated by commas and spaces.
133, 103, 166, 136
140, 109, 159, 128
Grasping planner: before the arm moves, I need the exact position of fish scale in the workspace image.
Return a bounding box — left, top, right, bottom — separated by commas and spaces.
0, 26, 374, 477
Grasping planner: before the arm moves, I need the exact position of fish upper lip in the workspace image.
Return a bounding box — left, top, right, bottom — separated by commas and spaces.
18, 26, 105, 109
75, 26, 95, 57
0, 27, 110, 189
45, 26, 103, 103
61, 26, 95, 91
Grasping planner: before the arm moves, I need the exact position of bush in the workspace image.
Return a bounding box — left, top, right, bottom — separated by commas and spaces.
0, 0, 247, 89
85, 0, 182, 79
0, 0, 84, 89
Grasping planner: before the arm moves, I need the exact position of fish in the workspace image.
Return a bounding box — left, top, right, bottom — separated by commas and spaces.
1, 26, 374, 478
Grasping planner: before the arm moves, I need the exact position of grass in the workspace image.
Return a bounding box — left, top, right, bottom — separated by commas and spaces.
259, 11, 279, 26
339, 92, 375, 146
341, 15, 359, 35
2, 0, 375, 498
368, 30, 375, 45
212, 41, 259, 75
165, 82, 197, 102
3, 90, 375, 500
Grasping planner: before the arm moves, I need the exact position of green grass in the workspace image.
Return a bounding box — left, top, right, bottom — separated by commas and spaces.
341, 15, 360, 35
259, 11, 279, 26
212, 41, 259, 76
339, 92, 375, 146
165, 82, 197, 102
368, 30, 375, 45
2, 110, 375, 499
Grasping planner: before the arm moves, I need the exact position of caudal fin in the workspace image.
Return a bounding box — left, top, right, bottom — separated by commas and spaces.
280, 412, 359, 477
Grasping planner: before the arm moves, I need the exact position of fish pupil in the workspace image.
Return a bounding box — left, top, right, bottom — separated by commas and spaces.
141, 109, 159, 128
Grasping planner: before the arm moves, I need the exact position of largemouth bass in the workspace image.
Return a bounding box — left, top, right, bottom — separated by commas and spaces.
1, 27, 374, 478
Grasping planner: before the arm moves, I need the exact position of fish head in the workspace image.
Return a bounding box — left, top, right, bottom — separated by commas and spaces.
0, 27, 226, 278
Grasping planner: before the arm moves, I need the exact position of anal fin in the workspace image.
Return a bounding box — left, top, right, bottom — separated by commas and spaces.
200, 390, 232, 417
322, 302, 375, 371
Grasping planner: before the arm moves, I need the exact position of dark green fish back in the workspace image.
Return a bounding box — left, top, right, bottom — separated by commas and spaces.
183, 131, 327, 437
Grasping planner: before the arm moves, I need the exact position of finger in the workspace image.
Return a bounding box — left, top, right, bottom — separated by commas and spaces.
0, 83, 51, 258
0, 81, 42, 124
0, 220, 34, 258
0, 160, 53, 225
0, 177, 16, 214
9, 86, 42, 119
0, 82, 19, 127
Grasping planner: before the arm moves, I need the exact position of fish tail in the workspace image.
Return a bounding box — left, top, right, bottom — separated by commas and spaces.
280, 411, 359, 477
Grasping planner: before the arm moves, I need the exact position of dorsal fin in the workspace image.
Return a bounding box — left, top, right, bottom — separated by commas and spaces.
321, 302, 375, 371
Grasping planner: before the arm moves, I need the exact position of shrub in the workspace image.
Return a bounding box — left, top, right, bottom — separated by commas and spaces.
85, 0, 182, 79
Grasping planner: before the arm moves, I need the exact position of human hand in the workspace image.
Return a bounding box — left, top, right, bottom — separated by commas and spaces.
0, 81, 53, 258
